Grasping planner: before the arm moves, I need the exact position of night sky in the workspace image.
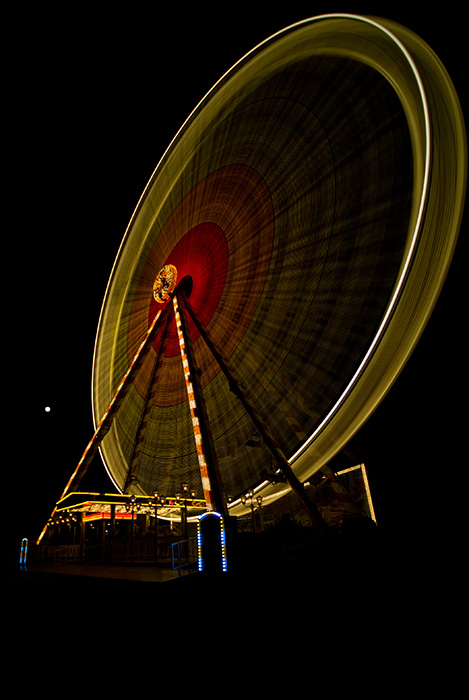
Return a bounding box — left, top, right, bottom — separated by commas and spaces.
8, 5, 466, 561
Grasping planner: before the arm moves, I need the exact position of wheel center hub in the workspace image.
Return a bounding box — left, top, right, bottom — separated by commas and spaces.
153, 264, 178, 303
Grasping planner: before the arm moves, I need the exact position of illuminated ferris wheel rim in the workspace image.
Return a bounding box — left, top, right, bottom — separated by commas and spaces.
282, 15, 431, 463
91, 14, 466, 509
112, 13, 430, 240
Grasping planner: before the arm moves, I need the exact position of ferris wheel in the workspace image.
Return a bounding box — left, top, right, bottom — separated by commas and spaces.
39, 14, 466, 541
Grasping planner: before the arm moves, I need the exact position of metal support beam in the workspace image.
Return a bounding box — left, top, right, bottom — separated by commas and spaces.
173, 294, 227, 517
182, 296, 328, 534
37, 303, 172, 544
124, 305, 173, 493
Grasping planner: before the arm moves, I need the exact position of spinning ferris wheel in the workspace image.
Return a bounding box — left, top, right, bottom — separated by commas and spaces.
38, 14, 466, 543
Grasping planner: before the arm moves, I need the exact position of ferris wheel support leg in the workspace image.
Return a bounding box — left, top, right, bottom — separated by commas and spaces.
173, 295, 227, 517
36, 304, 172, 545
182, 297, 328, 535
124, 304, 173, 494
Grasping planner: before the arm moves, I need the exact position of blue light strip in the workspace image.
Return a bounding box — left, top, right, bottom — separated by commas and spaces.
197, 512, 228, 573
220, 521, 228, 572
197, 526, 203, 572
19, 538, 28, 567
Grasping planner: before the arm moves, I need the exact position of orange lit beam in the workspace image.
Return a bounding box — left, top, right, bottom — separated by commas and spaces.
37, 303, 172, 544
83, 511, 135, 522
173, 294, 227, 516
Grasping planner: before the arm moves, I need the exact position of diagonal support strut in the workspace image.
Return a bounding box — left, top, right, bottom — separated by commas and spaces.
173, 294, 227, 516
182, 295, 328, 534
124, 305, 173, 493
36, 303, 173, 544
